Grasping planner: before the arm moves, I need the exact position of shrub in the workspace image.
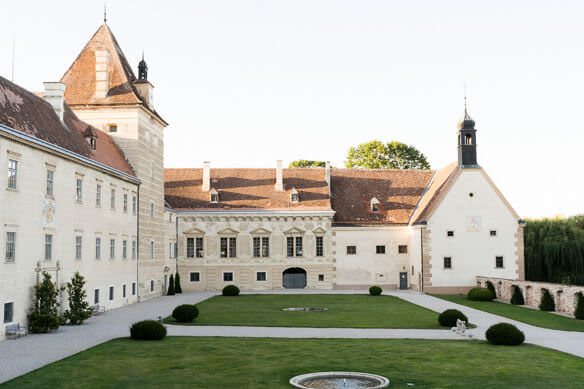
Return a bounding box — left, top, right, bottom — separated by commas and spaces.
575, 292, 584, 320
172, 304, 199, 323
486, 323, 525, 346
175, 272, 182, 294
539, 288, 555, 311
28, 271, 61, 333
222, 285, 240, 296
167, 274, 175, 296
28, 312, 60, 334
62, 272, 93, 325
486, 280, 497, 298
369, 286, 382, 296
467, 287, 495, 301
438, 309, 468, 327
511, 285, 525, 305
130, 320, 167, 340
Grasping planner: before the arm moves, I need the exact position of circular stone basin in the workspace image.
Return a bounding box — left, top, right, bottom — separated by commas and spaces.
282, 307, 328, 312
290, 371, 389, 388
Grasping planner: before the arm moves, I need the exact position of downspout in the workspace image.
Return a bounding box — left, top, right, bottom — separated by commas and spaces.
420, 226, 424, 293
136, 186, 141, 302
175, 211, 179, 274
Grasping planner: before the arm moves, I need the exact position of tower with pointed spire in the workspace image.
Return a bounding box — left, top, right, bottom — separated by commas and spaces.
457, 100, 478, 168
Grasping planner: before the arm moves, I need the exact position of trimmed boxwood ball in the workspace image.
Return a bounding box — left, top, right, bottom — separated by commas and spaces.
369, 286, 382, 296
438, 309, 468, 327
486, 323, 525, 346
222, 285, 240, 296
467, 287, 495, 301
511, 285, 525, 305
172, 304, 199, 323
130, 320, 166, 340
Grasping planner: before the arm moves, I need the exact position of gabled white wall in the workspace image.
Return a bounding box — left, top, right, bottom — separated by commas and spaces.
427, 168, 519, 288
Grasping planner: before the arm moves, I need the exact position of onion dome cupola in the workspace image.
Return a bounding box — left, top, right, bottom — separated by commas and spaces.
457, 104, 479, 168
138, 53, 148, 81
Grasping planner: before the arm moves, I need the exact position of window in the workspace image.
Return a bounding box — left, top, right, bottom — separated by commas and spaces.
108, 124, 117, 133
150, 241, 155, 259
110, 189, 116, 210
210, 188, 219, 203
187, 238, 195, 258
122, 284, 127, 298
132, 240, 136, 259
370, 197, 380, 212
75, 236, 82, 260
150, 203, 154, 218
94, 289, 99, 304
376, 245, 385, 254
256, 272, 266, 281
109, 286, 114, 301
7, 159, 18, 189
346, 245, 357, 255
290, 188, 299, 203
398, 245, 408, 254
447, 230, 454, 237
169, 243, 173, 258
318, 274, 325, 282
75, 178, 83, 202
253, 237, 269, 257
5, 232, 15, 262
190, 272, 200, 282
316, 236, 324, 257
496, 256, 504, 268
150, 280, 154, 292
132, 196, 137, 214
46, 170, 54, 196
96, 184, 102, 207
132, 282, 136, 295
123, 194, 128, 213
3, 302, 13, 323
44, 234, 52, 260
196, 237, 203, 258
220, 237, 237, 258
110, 239, 115, 259
122, 240, 127, 259
412, 265, 414, 276
286, 236, 303, 256
490, 230, 497, 237
444, 257, 452, 269
95, 237, 101, 259
223, 272, 233, 282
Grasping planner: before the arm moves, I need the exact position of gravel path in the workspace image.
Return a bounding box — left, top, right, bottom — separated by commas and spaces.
1, 289, 582, 384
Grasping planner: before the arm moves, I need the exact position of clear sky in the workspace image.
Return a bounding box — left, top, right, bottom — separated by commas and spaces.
2, 1, 583, 218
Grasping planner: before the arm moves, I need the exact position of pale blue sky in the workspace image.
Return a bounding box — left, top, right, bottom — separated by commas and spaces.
2, 1, 583, 218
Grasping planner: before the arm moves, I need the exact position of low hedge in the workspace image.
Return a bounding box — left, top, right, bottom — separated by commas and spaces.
486, 323, 525, 346
130, 320, 167, 340
369, 286, 382, 296
172, 304, 199, 323
467, 287, 495, 301
222, 285, 240, 296
438, 309, 468, 327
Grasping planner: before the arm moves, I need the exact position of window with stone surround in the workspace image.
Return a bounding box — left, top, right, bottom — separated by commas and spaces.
287, 236, 303, 257
46, 169, 54, 197
376, 245, 385, 254
190, 272, 200, 282
94, 289, 99, 304
496, 256, 504, 268
223, 272, 233, 282
109, 286, 114, 301
75, 178, 83, 202
444, 257, 452, 269
110, 239, 115, 259
256, 272, 267, 281
75, 236, 82, 260
123, 240, 127, 259
253, 237, 269, 257
123, 193, 128, 213
132, 195, 137, 214
96, 237, 101, 259
132, 282, 136, 295
96, 184, 102, 207
316, 236, 324, 257
398, 245, 408, 254
132, 240, 136, 259
7, 159, 18, 190
45, 234, 52, 261
346, 245, 356, 255
220, 237, 237, 258
3, 302, 13, 323
110, 188, 116, 210
5, 232, 15, 262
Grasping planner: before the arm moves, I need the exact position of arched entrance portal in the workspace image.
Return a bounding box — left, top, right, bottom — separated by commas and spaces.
283, 268, 307, 289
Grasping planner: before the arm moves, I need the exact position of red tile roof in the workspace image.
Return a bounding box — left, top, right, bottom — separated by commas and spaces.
330, 168, 435, 225
60, 24, 166, 124
0, 76, 135, 178
164, 168, 331, 211
410, 163, 459, 224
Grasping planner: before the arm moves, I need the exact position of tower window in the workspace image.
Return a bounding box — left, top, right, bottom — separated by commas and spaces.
108, 124, 117, 133
465, 134, 472, 145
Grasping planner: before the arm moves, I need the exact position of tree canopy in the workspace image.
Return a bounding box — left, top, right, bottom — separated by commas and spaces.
289, 160, 327, 168
345, 140, 431, 170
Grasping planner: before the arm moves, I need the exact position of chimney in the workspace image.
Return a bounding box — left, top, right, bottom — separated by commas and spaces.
275, 160, 284, 192
325, 161, 331, 196
43, 82, 66, 121
95, 50, 110, 99
202, 161, 211, 192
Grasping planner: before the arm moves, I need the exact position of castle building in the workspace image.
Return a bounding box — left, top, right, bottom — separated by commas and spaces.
0, 21, 524, 339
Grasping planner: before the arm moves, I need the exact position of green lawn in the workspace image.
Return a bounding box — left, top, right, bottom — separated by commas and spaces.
433, 294, 584, 332
3, 337, 583, 389
165, 294, 443, 328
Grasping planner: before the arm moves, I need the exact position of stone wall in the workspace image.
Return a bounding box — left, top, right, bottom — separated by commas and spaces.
477, 276, 584, 317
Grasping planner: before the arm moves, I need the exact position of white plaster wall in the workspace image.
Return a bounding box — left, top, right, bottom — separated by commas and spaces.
427, 168, 519, 287
0, 136, 138, 340
333, 226, 416, 288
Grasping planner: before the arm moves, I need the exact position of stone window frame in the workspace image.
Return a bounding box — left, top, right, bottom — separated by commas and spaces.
132, 282, 136, 295
251, 231, 270, 258
110, 186, 116, 210
489, 230, 498, 237
75, 235, 83, 260
398, 245, 408, 254
223, 271, 234, 282
443, 256, 453, 269
186, 231, 205, 258
3, 301, 14, 323
190, 272, 201, 282
346, 245, 357, 255
256, 271, 267, 282
44, 233, 53, 261
132, 194, 137, 214
5, 229, 17, 263
150, 241, 155, 259
122, 240, 127, 259
219, 231, 238, 258
45, 164, 56, 198
96, 181, 102, 207
6, 150, 21, 191
75, 173, 84, 203
318, 274, 325, 282
123, 192, 128, 213
132, 240, 137, 260
150, 280, 154, 292
95, 236, 101, 260
110, 238, 116, 260
285, 230, 304, 257
122, 284, 127, 298
375, 245, 386, 254
446, 230, 455, 238
93, 289, 100, 304
495, 256, 504, 269
108, 285, 114, 301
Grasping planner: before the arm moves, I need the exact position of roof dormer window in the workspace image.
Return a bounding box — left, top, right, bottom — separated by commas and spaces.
290, 187, 299, 203
210, 188, 219, 204
370, 197, 380, 212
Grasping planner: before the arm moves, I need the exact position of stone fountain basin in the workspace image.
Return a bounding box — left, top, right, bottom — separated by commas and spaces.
289, 371, 390, 388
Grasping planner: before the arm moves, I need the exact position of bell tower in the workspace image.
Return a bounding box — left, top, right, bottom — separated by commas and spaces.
457, 101, 478, 168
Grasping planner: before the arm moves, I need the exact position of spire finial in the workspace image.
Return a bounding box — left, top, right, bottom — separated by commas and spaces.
463, 82, 468, 112
142, 50, 144, 61
104, 2, 107, 24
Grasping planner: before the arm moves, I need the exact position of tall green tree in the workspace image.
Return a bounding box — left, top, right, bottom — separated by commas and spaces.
175, 272, 182, 294
28, 271, 61, 333
167, 274, 175, 295
63, 272, 93, 325
289, 160, 327, 168
345, 140, 431, 170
